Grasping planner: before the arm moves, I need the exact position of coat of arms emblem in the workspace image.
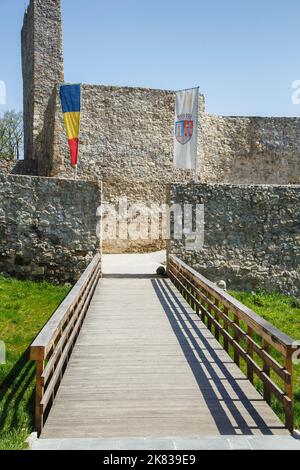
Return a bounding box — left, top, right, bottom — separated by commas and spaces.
175, 117, 194, 145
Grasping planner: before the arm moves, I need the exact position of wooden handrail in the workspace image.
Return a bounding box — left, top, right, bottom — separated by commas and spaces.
168, 254, 298, 432
30, 254, 101, 434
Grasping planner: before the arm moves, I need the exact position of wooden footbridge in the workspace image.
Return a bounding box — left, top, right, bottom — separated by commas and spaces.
30, 254, 298, 446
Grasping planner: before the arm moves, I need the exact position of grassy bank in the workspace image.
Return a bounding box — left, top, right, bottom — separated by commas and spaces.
230, 290, 300, 430
0, 276, 70, 450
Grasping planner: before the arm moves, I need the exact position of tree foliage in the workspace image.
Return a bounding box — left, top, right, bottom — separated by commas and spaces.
0, 111, 23, 160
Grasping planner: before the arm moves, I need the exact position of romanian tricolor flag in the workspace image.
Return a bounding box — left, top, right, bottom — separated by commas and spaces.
60, 84, 81, 166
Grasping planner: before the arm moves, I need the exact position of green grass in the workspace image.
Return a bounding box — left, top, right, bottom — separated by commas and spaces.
229, 290, 300, 430
0, 275, 70, 450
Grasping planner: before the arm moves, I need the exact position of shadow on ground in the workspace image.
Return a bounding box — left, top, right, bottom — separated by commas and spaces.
0, 348, 35, 432
152, 278, 281, 436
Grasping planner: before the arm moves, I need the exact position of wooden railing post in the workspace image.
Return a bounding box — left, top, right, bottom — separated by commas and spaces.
247, 326, 254, 383
35, 359, 45, 435
284, 349, 294, 432
214, 299, 220, 342
223, 306, 229, 353
262, 340, 271, 404
197, 282, 205, 323
187, 272, 194, 309
207, 291, 212, 331
233, 314, 240, 366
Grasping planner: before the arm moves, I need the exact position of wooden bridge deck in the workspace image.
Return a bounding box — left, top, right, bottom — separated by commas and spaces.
41, 276, 288, 439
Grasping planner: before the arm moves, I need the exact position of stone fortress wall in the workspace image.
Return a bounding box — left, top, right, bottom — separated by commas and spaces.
201, 115, 300, 185
169, 183, 300, 297
0, 174, 101, 283
47, 87, 300, 186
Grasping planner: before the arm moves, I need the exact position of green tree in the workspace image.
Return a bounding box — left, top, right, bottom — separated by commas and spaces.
0, 111, 23, 160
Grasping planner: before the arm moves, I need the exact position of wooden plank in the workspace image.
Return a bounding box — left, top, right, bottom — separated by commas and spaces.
41, 277, 288, 439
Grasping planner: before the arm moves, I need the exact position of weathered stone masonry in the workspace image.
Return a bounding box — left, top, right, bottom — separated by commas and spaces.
47, 86, 300, 186
201, 115, 300, 185
46, 84, 206, 253
169, 184, 300, 297
0, 160, 19, 175
22, 0, 64, 173
49, 85, 205, 181
0, 174, 101, 283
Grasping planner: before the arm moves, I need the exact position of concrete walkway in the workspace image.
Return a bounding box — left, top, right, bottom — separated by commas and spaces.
102, 251, 166, 275
31, 435, 300, 451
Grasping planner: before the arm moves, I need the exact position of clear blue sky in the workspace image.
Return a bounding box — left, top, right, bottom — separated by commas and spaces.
1, 0, 300, 116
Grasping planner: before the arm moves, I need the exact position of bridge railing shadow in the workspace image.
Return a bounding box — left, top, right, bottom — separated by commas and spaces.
152, 278, 281, 435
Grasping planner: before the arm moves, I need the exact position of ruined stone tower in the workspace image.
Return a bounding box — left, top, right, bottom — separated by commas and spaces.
21, 0, 64, 171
